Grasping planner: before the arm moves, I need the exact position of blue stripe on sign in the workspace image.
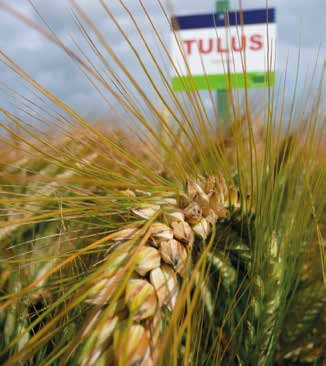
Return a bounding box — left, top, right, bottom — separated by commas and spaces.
171, 8, 275, 30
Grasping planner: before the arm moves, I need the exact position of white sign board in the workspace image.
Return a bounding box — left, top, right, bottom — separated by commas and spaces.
171, 9, 276, 91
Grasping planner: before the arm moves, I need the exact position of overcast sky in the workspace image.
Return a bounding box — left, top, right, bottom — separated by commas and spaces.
0, 0, 325, 122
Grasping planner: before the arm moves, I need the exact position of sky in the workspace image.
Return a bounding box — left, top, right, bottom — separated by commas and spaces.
0, 0, 325, 122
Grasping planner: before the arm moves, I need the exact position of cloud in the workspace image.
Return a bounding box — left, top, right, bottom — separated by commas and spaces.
0, 0, 324, 122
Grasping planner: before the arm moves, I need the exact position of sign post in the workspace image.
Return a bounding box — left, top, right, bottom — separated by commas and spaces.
216, 0, 230, 124
171, 8, 277, 114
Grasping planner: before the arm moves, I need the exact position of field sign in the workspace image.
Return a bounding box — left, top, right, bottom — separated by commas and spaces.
171, 9, 276, 91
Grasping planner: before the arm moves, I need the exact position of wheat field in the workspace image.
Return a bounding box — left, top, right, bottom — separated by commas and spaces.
0, 1, 325, 365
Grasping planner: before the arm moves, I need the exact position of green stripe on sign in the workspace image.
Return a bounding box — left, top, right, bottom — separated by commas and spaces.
172, 72, 275, 91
